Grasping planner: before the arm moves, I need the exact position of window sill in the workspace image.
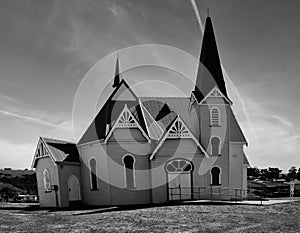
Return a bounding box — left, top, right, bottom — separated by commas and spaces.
210, 184, 221, 186
44, 190, 52, 193
90, 188, 99, 191
209, 125, 221, 127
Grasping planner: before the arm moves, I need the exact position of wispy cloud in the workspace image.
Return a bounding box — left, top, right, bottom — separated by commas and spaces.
241, 95, 300, 171
0, 93, 20, 104
0, 108, 71, 131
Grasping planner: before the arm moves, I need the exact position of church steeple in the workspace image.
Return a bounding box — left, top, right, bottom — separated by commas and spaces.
112, 54, 120, 88
193, 15, 228, 102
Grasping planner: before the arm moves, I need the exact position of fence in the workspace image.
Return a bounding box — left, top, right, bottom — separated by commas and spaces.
168, 186, 256, 202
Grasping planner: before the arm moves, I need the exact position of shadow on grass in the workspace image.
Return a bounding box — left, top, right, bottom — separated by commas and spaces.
0, 198, 274, 215
71, 201, 246, 216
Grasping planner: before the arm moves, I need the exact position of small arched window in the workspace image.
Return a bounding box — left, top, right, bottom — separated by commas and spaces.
210, 107, 220, 126
211, 166, 221, 185
89, 158, 98, 190
166, 159, 193, 173
210, 136, 221, 156
43, 169, 51, 192
123, 155, 135, 189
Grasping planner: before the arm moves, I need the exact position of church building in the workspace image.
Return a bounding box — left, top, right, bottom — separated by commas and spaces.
32, 16, 249, 207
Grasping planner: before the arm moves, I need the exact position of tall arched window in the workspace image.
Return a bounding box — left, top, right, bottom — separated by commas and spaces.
43, 169, 51, 192
123, 155, 135, 189
89, 158, 98, 190
211, 166, 221, 185
210, 107, 220, 126
210, 136, 221, 156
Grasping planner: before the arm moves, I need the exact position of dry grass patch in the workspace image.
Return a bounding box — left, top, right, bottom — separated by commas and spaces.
0, 201, 299, 232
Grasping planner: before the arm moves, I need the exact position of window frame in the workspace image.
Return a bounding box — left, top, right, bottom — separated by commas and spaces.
210, 166, 222, 186
165, 159, 193, 174
122, 154, 136, 189
43, 168, 52, 192
210, 106, 220, 127
209, 135, 221, 156
89, 157, 98, 191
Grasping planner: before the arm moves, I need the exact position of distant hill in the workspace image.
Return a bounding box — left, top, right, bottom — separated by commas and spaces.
0, 169, 35, 177
0, 169, 37, 195
0, 182, 25, 193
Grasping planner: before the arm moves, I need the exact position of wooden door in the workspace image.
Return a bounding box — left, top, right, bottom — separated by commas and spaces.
68, 175, 81, 202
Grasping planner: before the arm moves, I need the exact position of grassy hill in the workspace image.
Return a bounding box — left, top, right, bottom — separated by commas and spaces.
0, 169, 37, 196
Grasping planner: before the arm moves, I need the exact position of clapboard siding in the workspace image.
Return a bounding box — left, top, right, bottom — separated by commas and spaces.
78, 143, 111, 206
107, 140, 151, 205
155, 138, 204, 157
35, 157, 60, 207
57, 164, 81, 207
108, 128, 148, 143
229, 143, 244, 196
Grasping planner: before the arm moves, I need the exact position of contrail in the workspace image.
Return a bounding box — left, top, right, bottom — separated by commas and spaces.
190, 0, 204, 33
222, 67, 258, 145
189, 0, 258, 149
0, 108, 71, 131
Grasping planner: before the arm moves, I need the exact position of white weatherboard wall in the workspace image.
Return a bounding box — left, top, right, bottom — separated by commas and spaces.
78, 142, 111, 206
107, 128, 151, 205
35, 157, 60, 207
57, 163, 82, 207
229, 143, 244, 197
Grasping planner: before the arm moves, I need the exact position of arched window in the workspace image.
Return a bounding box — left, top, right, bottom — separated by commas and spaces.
211, 166, 221, 185
89, 158, 98, 190
210, 107, 220, 126
43, 169, 51, 192
123, 155, 135, 189
165, 159, 193, 173
210, 136, 221, 156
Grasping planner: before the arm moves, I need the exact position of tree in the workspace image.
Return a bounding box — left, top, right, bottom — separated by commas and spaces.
268, 167, 282, 180
247, 167, 260, 178
287, 166, 298, 181
297, 168, 300, 180
260, 169, 269, 180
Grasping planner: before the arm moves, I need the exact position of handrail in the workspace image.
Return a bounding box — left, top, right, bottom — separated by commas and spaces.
168, 185, 254, 202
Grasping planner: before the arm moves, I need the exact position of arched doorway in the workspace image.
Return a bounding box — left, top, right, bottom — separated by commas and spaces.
67, 175, 81, 203
166, 159, 193, 200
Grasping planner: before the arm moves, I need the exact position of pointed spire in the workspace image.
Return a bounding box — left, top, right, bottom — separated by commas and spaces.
112, 54, 120, 88
193, 15, 228, 102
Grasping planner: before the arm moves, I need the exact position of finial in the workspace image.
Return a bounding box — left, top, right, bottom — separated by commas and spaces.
207, 8, 210, 17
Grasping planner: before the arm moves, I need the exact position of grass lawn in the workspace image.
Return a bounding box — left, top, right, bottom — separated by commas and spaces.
0, 201, 299, 233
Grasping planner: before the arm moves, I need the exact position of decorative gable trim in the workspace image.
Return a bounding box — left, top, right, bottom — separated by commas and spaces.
199, 86, 232, 105
104, 104, 151, 143
31, 137, 56, 169
150, 116, 209, 160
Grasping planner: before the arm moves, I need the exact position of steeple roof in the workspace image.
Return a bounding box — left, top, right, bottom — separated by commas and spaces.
112, 55, 120, 88
193, 16, 228, 102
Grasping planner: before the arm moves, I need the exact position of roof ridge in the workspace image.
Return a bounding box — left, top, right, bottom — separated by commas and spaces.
139, 96, 190, 99
41, 137, 75, 144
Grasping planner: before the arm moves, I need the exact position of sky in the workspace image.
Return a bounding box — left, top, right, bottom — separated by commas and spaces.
0, 0, 299, 172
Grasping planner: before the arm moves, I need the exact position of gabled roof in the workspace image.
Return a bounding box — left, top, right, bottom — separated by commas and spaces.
229, 108, 248, 145
32, 137, 80, 168
199, 86, 232, 105
193, 16, 228, 103
243, 152, 250, 166
104, 104, 150, 143
150, 116, 209, 160
78, 79, 139, 145
139, 100, 164, 141
140, 97, 200, 139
